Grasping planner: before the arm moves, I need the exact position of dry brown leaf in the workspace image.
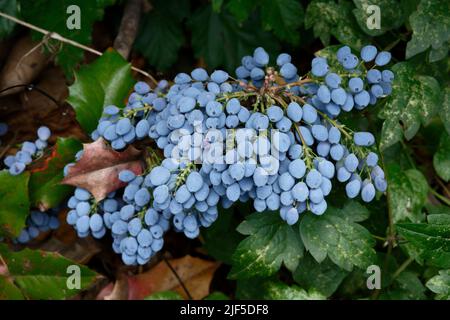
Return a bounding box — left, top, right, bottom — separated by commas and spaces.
62, 138, 144, 201
127, 255, 220, 300
0, 35, 49, 96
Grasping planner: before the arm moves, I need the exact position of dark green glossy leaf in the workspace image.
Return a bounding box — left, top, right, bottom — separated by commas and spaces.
67, 49, 134, 134
0, 170, 30, 237
134, 0, 189, 70
397, 222, 450, 268
260, 0, 304, 45
0, 244, 99, 299
29, 138, 82, 211
293, 255, 349, 297
21, 0, 115, 76
188, 5, 280, 71
299, 201, 376, 271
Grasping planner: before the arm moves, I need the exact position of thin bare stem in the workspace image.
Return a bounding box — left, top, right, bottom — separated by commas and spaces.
0, 11, 158, 85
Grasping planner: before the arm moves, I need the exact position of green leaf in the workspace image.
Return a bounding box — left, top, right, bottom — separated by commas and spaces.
260, 0, 304, 45
0, 0, 18, 39
134, 0, 188, 70
67, 49, 134, 134
0, 170, 30, 237
144, 291, 183, 300
380, 271, 426, 300
21, 0, 114, 76
428, 214, 450, 225
305, 0, 369, 50
204, 292, 229, 300
426, 270, 450, 299
379, 62, 441, 150
352, 0, 404, 36
225, 0, 257, 22
202, 208, 243, 265
397, 223, 450, 268
0, 276, 24, 300
434, 132, 450, 182
293, 255, 349, 297
212, 0, 224, 12
405, 0, 450, 60
441, 87, 450, 135
29, 138, 82, 211
299, 201, 376, 271
188, 5, 280, 71
236, 278, 325, 300
229, 212, 304, 279
0, 244, 99, 299
386, 165, 428, 223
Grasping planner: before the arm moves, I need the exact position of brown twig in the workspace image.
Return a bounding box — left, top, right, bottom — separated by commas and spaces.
113, 0, 142, 59
163, 257, 193, 300
0, 11, 158, 85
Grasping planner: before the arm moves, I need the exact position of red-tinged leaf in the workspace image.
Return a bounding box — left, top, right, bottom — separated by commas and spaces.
128, 255, 220, 300
61, 138, 144, 201
28, 138, 82, 211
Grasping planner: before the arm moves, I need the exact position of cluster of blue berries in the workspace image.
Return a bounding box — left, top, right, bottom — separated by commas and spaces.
3, 126, 51, 175
15, 209, 60, 244
63, 45, 392, 266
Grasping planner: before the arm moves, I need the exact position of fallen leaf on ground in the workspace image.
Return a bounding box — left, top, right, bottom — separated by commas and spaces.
62, 138, 144, 201
0, 35, 49, 96
128, 255, 220, 300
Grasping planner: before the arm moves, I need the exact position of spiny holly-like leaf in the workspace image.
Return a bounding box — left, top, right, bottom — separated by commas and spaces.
61, 138, 143, 201
397, 222, 450, 269
299, 201, 376, 271
441, 87, 450, 135
0, 275, 24, 300
67, 49, 134, 134
188, 5, 280, 71
293, 255, 349, 298
305, 0, 369, 50
225, 0, 257, 22
0, 244, 100, 299
426, 270, 450, 300
28, 138, 82, 211
260, 0, 304, 45
21, 0, 115, 76
128, 255, 219, 300
0, 0, 18, 39
0, 170, 30, 238
236, 278, 325, 300
134, 0, 189, 70
434, 132, 450, 182
229, 212, 304, 279
405, 0, 450, 60
386, 165, 428, 223
352, 0, 404, 36
379, 62, 441, 150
